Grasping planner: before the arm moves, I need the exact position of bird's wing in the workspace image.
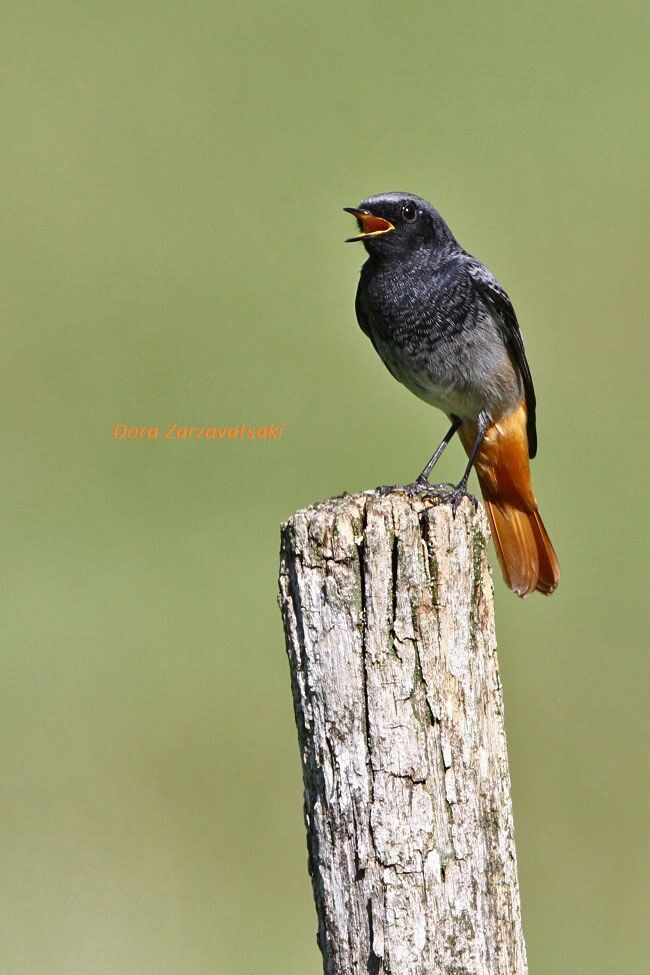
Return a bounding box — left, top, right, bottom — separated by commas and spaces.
464, 257, 538, 458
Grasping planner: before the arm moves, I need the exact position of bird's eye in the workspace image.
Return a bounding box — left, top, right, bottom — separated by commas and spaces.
402, 202, 417, 222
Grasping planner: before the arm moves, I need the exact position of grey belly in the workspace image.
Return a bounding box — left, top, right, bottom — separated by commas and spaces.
371, 322, 523, 421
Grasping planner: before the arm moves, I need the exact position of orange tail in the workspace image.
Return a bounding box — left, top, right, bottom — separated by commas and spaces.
458, 402, 560, 597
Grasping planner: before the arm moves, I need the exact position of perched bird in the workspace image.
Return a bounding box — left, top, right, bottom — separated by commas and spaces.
345, 191, 559, 596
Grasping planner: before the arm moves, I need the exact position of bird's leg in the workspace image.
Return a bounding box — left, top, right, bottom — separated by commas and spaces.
374, 416, 462, 498
375, 412, 491, 504
415, 415, 462, 486
456, 410, 491, 492
438, 410, 491, 509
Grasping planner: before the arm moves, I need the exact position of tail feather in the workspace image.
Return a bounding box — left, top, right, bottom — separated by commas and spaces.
484, 500, 539, 597
459, 403, 560, 597
529, 510, 560, 596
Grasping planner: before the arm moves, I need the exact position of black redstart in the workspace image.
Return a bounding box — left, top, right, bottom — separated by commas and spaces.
345, 191, 559, 596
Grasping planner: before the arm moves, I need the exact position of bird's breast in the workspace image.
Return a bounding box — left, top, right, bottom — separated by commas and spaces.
362, 267, 522, 419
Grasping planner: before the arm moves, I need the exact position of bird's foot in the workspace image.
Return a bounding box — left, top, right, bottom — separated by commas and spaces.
407, 479, 455, 499
373, 479, 479, 511
434, 482, 479, 512
415, 477, 452, 493
373, 479, 458, 501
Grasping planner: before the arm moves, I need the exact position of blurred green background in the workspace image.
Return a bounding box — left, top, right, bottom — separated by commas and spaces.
1, 2, 647, 972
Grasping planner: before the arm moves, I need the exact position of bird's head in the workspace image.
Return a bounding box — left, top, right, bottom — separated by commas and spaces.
344, 192, 457, 259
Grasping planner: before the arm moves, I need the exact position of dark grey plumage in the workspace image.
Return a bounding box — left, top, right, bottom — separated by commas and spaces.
351, 192, 537, 457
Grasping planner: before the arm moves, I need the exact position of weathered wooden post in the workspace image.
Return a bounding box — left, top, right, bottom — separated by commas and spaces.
278, 490, 527, 975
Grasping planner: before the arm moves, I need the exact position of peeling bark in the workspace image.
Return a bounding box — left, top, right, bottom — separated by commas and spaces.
278, 491, 527, 975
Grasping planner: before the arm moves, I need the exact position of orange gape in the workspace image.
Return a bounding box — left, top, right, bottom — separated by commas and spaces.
458, 401, 560, 597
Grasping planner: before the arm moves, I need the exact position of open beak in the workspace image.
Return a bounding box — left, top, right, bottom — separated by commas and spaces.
343, 207, 395, 243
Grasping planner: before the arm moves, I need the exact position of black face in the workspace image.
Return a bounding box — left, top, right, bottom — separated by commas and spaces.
344, 192, 457, 258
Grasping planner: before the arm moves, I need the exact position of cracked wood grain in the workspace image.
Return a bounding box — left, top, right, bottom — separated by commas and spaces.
278, 491, 527, 975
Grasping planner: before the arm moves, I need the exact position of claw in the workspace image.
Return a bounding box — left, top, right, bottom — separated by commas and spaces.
438, 486, 479, 513
372, 480, 478, 511
373, 483, 403, 496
